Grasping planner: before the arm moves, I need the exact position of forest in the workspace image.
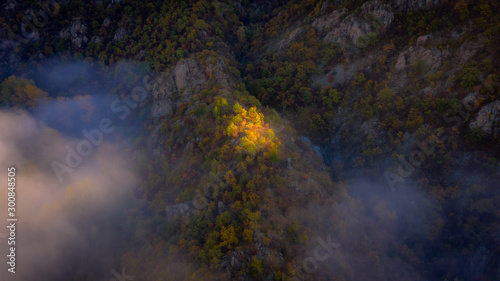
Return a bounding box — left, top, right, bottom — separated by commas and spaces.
0, 0, 499, 280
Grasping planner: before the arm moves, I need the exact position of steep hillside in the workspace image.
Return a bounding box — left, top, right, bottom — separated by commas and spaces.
0, 0, 499, 280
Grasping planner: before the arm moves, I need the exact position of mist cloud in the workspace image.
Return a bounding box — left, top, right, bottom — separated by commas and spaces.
0, 86, 140, 280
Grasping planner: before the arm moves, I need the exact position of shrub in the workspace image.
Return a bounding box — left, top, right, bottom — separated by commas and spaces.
377, 87, 395, 105
357, 32, 378, 49
459, 64, 481, 89
249, 257, 263, 277
466, 127, 485, 143
193, 103, 209, 116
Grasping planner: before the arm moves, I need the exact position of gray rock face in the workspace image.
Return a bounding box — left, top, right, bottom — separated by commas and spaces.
312, 1, 394, 47
395, 51, 408, 70
275, 27, 303, 50
165, 202, 193, 222
103, 17, 111, 27
90, 36, 101, 44
312, 0, 443, 49
59, 19, 88, 48
4, 1, 17, 11
312, 8, 348, 35
395, 36, 443, 71
458, 39, 484, 65
148, 54, 237, 157
113, 27, 128, 41
395, 33, 486, 75
151, 56, 234, 117
409, 47, 442, 70
416, 35, 431, 47
470, 101, 500, 136
218, 201, 226, 215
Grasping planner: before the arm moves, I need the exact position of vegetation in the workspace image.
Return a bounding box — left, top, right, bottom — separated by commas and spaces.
0, 0, 499, 280
0, 76, 48, 108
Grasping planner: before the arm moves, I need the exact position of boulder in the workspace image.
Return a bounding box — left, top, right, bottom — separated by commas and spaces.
151, 56, 234, 117
113, 27, 128, 41
103, 17, 111, 27
59, 19, 88, 48
313, 1, 394, 48
395, 44, 442, 71
165, 202, 193, 222
470, 101, 500, 136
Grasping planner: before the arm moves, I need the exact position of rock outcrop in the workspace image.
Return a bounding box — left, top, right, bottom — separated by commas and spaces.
395, 35, 443, 71
148, 53, 238, 157
312, 1, 394, 47
103, 17, 111, 27
113, 27, 128, 41
151, 55, 235, 117
165, 202, 194, 222
470, 101, 500, 136
312, 0, 443, 48
59, 19, 88, 48
275, 27, 303, 50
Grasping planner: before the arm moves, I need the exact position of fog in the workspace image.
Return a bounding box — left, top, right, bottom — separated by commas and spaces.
0, 60, 149, 280
0, 59, 497, 281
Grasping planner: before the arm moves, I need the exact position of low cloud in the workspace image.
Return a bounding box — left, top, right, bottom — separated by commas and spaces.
0, 105, 138, 280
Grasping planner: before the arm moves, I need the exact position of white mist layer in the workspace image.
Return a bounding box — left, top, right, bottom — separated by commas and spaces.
0, 109, 138, 280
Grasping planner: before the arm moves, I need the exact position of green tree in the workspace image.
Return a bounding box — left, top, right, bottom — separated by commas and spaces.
0, 76, 48, 108
377, 87, 395, 105
249, 257, 263, 277
219, 225, 238, 249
